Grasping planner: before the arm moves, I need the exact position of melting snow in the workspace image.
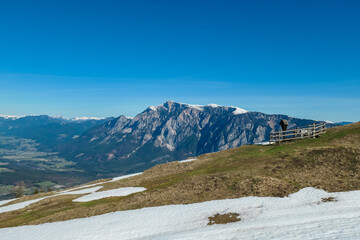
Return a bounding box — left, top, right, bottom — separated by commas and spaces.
73, 187, 146, 202
0, 199, 17, 207
0, 196, 53, 214
58, 183, 104, 194
254, 141, 274, 145
178, 158, 197, 163
59, 186, 102, 195
1, 187, 360, 239
109, 172, 143, 182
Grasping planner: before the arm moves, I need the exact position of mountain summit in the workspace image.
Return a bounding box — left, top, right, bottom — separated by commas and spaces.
147, 101, 248, 115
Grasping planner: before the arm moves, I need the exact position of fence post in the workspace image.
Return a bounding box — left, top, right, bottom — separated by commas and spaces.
278, 131, 281, 144
313, 123, 316, 138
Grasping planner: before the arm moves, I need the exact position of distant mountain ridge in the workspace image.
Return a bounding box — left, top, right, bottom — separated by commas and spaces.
62, 101, 334, 175
0, 114, 105, 121
0, 115, 109, 152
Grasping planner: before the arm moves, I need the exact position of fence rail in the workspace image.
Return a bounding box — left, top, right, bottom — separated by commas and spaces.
269, 122, 326, 143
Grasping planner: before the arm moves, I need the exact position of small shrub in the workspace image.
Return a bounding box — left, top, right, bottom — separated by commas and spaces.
33, 188, 39, 195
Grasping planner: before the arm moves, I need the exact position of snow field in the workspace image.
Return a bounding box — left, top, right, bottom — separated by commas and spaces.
1, 188, 360, 239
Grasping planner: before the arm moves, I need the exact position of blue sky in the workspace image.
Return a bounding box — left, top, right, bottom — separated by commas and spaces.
0, 0, 359, 122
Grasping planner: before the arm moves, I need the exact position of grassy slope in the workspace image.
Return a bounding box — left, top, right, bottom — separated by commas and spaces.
0, 122, 359, 228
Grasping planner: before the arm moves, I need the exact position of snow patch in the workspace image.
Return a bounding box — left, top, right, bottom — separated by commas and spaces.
254, 141, 274, 145
59, 186, 102, 195
187, 104, 204, 111
232, 107, 248, 115
0, 199, 17, 207
178, 158, 197, 163
207, 104, 220, 108
73, 187, 146, 202
110, 172, 143, 182
0, 196, 52, 214
58, 184, 103, 194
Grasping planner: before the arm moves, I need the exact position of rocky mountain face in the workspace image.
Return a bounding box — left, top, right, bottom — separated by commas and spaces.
64, 101, 324, 174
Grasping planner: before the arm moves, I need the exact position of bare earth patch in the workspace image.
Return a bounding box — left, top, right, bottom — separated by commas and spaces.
322, 197, 337, 202
208, 212, 240, 225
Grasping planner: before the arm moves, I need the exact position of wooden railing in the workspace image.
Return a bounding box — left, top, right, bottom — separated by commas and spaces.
269, 122, 326, 144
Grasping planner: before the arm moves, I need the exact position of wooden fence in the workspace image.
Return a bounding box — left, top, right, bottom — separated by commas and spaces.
269, 122, 326, 144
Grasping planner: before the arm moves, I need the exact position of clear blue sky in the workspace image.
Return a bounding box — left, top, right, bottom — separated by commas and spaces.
0, 0, 359, 122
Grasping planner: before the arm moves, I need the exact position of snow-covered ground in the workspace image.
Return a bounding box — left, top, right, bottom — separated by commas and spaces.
1, 187, 360, 239
73, 187, 146, 202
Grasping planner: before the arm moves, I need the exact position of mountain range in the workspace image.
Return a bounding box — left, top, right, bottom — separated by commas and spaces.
60, 101, 337, 175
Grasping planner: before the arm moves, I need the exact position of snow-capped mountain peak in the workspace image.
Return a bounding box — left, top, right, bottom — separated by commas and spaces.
148, 101, 248, 114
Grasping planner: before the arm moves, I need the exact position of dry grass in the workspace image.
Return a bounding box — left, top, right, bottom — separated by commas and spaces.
208, 213, 241, 225
0, 122, 360, 227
